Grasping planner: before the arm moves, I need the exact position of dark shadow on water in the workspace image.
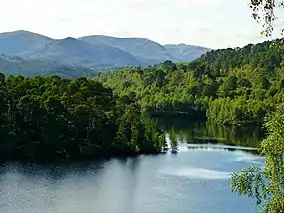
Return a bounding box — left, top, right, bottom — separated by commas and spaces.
0, 158, 110, 181
157, 117, 265, 150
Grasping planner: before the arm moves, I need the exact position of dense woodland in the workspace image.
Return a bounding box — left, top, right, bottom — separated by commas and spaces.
98, 37, 284, 211
0, 74, 167, 161
0, 36, 283, 212
99, 38, 284, 126
1, 37, 284, 162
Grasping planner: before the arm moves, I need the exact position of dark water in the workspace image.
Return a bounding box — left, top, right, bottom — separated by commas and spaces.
0, 121, 265, 213
157, 118, 265, 149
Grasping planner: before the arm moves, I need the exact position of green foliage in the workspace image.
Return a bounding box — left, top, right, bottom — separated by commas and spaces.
98, 38, 284, 126
0, 54, 98, 78
231, 107, 284, 212
169, 130, 178, 152
0, 74, 166, 162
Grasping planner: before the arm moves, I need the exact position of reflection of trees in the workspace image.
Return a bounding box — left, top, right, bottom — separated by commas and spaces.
115, 157, 140, 213
169, 129, 178, 152
157, 118, 265, 148
125, 157, 139, 213
187, 145, 259, 155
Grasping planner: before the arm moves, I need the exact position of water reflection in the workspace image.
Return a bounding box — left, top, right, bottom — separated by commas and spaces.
0, 119, 265, 213
158, 118, 265, 149
0, 150, 263, 213
186, 145, 259, 155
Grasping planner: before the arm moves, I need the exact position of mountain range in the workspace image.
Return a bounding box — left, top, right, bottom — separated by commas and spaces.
0, 30, 210, 77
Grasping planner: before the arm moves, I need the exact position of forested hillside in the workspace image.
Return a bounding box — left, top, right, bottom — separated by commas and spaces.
99, 38, 284, 126
0, 54, 98, 78
0, 74, 166, 161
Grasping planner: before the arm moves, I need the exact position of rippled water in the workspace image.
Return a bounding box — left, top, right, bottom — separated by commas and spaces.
0, 121, 265, 213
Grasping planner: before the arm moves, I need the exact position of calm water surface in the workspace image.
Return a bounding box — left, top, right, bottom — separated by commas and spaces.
0, 121, 265, 213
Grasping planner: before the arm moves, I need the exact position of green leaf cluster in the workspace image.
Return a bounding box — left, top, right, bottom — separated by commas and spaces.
98, 38, 284, 126
0, 74, 166, 162
231, 107, 284, 212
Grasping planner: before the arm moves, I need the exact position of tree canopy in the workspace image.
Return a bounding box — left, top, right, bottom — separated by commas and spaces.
98, 38, 284, 127
231, 107, 284, 212
229, 3, 284, 212
97, 36, 284, 211
0, 74, 167, 162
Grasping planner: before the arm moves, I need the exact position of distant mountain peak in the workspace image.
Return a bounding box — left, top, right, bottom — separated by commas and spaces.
0, 30, 53, 56
54, 37, 82, 46
0, 30, 52, 39
0, 29, 209, 73
1, 30, 32, 35
63, 37, 77, 41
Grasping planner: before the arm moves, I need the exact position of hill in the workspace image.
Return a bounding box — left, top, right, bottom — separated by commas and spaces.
98, 38, 284, 126
0, 30, 52, 56
164, 43, 210, 61
80, 35, 210, 64
0, 30, 209, 72
80, 35, 173, 64
0, 54, 97, 78
27, 37, 146, 69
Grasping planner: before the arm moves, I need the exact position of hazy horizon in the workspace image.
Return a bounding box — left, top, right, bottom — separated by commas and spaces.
1, 0, 284, 49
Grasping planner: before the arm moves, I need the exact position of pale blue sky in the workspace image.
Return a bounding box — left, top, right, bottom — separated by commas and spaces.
1, 0, 283, 49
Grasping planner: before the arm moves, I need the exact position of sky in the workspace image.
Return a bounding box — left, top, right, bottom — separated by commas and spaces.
1, 0, 283, 49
